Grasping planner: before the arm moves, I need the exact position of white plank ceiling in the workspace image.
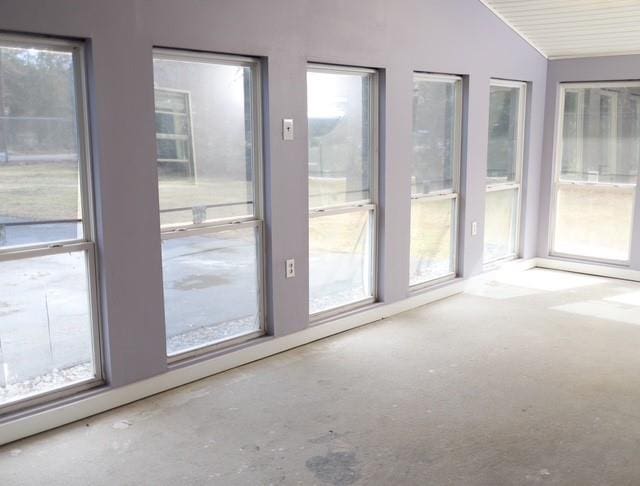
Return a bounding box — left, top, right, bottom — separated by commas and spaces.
479, 0, 640, 59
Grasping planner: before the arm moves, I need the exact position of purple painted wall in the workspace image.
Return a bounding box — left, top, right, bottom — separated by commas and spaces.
0, 0, 547, 392
539, 55, 640, 269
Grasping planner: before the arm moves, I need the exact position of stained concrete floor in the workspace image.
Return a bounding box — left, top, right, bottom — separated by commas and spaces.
2, 268, 640, 485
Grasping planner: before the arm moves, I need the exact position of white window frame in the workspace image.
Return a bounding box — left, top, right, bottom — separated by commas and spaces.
153, 49, 266, 362
484, 79, 527, 265
549, 81, 640, 265
0, 34, 102, 414
409, 73, 462, 290
307, 63, 379, 321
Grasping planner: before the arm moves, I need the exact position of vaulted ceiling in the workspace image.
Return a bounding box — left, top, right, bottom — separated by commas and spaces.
479, 0, 640, 59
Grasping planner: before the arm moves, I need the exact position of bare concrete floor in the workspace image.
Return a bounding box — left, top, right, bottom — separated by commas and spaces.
2, 268, 640, 485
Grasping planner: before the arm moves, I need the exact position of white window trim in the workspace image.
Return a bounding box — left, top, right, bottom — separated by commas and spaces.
484, 79, 527, 265
307, 64, 379, 321
152, 49, 266, 363
409, 72, 463, 289
0, 35, 103, 415
549, 81, 640, 266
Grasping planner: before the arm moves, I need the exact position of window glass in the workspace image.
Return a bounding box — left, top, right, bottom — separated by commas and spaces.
0, 44, 83, 249
560, 87, 640, 184
153, 57, 255, 227
487, 85, 520, 184
309, 210, 372, 314
0, 251, 95, 406
484, 188, 518, 262
307, 70, 372, 208
163, 228, 261, 356
554, 184, 634, 261
409, 198, 454, 285
412, 79, 456, 194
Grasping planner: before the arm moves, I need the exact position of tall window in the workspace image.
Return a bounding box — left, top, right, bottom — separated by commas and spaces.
484, 80, 526, 263
551, 82, 640, 262
410, 73, 462, 286
153, 50, 264, 359
307, 65, 377, 316
0, 36, 100, 410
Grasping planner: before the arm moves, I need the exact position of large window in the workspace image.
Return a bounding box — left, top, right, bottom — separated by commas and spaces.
0, 36, 100, 411
307, 65, 377, 316
484, 80, 526, 263
153, 50, 264, 359
410, 73, 462, 286
551, 82, 640, 262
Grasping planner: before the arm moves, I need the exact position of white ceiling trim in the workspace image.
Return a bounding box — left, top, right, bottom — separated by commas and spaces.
477, 0, 640, 60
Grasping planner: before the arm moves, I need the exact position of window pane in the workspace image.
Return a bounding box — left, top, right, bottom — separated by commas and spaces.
162, 227, 261, 356
410, 197, 454, 285
153, 56, 255, 226
0, 251, 95, 406
309, 210, 372, 314
412, 78, 457, 194
560, 87, 640, 184
487, 85, 521, 184
484, 188, 518, 262
554, 184, 633, 261
0, 44, 83, 249
307, 70, 372, 208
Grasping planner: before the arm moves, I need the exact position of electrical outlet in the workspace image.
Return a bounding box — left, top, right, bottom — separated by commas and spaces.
471, 221, 478, 236
282, 118, 294, 141
285, 259, 295, 278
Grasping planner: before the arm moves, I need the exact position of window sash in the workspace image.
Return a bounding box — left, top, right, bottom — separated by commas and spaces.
153, 49, 264, 230
484, 186, 520, 264
409, 193, 458, 288
411, 73, 463, 197
486, 80, 527, 189
306, 64, 378, 210
0, 37, 96, 253
309, 206, 377, 320
162, 221, 267, 362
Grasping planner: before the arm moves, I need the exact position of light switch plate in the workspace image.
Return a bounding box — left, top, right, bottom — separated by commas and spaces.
285, 259, 295, 278
282, 118, 294, 141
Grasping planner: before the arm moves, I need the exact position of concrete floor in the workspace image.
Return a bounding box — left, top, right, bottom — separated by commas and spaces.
2, 268, 640, 485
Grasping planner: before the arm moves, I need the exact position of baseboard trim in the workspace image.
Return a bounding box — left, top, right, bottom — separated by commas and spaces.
0, 274, 476, 446
535, 257, 640, 282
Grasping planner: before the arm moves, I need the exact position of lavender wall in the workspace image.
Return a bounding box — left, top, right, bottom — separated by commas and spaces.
539, 55, 640, 269
0, 0, 547, 391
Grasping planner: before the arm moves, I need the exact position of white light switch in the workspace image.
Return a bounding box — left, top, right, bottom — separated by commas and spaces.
282, 118, 294, 141
471, 221, 478, 236
286, 259, 295, 278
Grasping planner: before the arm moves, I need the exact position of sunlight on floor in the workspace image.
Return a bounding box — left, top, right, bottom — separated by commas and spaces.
466, 267, 607, 300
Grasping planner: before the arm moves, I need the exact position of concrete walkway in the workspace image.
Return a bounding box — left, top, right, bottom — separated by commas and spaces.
2, 268, 640, 485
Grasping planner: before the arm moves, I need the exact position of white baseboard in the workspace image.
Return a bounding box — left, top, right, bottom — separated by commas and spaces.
535, 257, 640, 282
0, 275, 472, 446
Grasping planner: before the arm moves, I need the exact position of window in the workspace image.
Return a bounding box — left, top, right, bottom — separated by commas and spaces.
153, 50, 264, 359
155, 89, 195, 177
484, 80, 526, 263
307, 65, 377, 316
0, 36, 100, 411
410, 73, 462, 286
551, 83, 640, 262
